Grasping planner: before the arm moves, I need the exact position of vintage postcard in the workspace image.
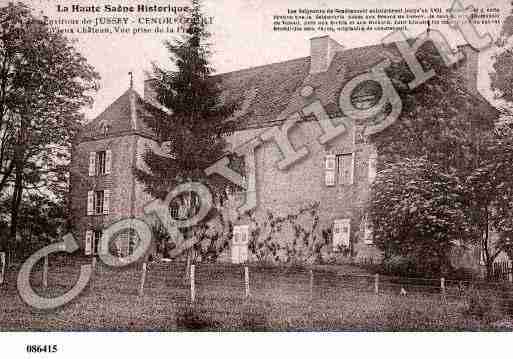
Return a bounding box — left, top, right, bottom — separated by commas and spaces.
0, 0, 513, 356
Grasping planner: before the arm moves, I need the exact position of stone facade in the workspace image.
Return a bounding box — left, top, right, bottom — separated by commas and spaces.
70, 35, 496, 267
69, 88, 158, 255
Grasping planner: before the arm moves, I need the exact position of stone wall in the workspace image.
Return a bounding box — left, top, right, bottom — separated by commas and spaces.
220, 116, 381, 263
70, 134, 139, 252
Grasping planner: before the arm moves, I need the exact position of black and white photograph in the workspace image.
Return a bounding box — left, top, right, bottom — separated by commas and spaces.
0, 0, 513, 356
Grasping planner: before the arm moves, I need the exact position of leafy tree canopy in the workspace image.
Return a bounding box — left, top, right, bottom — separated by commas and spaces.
369, 158, 471, 274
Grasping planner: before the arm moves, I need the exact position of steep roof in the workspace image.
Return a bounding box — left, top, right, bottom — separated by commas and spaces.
79, 88, 157, 140
83, 38, 499, 141
212, 42, 498, 130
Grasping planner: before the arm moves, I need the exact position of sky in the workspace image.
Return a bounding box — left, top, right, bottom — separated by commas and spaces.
18, 0, 512, 120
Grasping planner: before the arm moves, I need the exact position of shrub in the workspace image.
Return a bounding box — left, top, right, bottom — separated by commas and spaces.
446, 267, 477, 281
380, 256, 421, 277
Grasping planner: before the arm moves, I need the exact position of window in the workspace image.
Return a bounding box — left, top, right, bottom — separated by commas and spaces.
169, 201, 180, 219
93, 230, 102, 255
87, 189, 109, 215
350, 80, 382, 110
337, 153, 354, 185
96, 151, 106, 176
89, 150, 111, 176
95, 190, 104, 214
98, 120, 110, 136
354, 125, 366, 145
333, 219, 351, 250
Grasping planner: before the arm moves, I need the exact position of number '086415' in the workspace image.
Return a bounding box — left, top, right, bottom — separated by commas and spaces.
26, 345, 58, 354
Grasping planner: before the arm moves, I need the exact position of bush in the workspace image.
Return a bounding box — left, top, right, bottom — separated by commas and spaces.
446, 267, 477, 281
380, 256, 422, 277
378, 255, 462, 279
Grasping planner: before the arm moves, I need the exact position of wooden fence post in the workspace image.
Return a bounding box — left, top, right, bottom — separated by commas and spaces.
244, 266, 250, 298
190, 264, 196, 303
0, 252, 5, 285
138, 262, 147, 296
374, 273, 379, 295
309, 269, 314, 302
441, 277, 446, 300
42, 255, 48, 289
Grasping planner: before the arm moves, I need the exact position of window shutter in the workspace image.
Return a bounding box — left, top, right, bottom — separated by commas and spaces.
231, 245, 240, 264
87, 191, 94, 215
325, 154, 336, 187
89, 152, 96, 176
368, 151, 377, 183
231, 225, 240, 264
100, 229, 105, 255
240, 225, 249, 263
105, 150, 112, 174
363, 216, 373, 244
103, 189, 110, 215
232, 225, 249, 264
85, 230, 93, 256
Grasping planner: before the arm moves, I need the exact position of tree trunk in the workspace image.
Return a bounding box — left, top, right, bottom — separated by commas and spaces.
8, 165, 23, 261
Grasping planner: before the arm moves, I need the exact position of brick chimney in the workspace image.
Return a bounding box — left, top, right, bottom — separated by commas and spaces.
309, 35, 344, 74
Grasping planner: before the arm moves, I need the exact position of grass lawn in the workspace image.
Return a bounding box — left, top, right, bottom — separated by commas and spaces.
0, 257, 511, 331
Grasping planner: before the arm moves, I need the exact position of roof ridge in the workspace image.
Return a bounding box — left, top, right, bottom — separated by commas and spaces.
210, 55, 311, 79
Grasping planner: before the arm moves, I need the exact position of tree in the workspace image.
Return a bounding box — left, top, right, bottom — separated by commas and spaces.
490, 14, 513, 106
0, 193, 66, 259
0, 2, 99, 254
135, 0, 236, 272
367, 41, 508, 277
374, 41, 496, 174
465, 125, 513, 276
369, 158, 472, 275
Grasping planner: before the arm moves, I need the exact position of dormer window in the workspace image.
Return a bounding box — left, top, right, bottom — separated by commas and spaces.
350, 80, 382, 110
98, 121, 110, 136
